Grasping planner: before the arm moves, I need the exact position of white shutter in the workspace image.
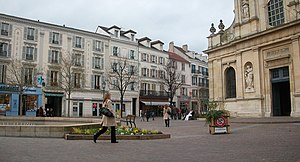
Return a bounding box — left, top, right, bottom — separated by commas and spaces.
59, 33, 62, 45
92, 40, 96, 51
34, 28, 38, 42
24, 27, 27, 40
91, 75, 94, 89
82, 37, 85, 49
22, 46, 26, 60
34, 48, 38, 61
49, 32, 53, 43
8, 24, 12, 37
8, 44, 11, 58
48, 50, 52, 63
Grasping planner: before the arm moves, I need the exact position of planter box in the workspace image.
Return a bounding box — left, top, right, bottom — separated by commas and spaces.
208, 115, 230, 135
64, 133, 171, 140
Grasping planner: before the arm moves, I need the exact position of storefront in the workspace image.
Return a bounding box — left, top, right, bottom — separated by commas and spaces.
44, 92, 63, 117
23, 87, 43, 116
0, 84, 19, 116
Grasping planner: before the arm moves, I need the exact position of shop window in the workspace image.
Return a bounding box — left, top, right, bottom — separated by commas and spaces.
22, 95, 38, 112
0, 94, 10, 113
0, 64, 6, 83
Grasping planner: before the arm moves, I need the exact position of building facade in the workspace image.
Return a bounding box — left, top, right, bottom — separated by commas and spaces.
204, 0, 300, 117
138, 37, 169, 116
169, 42, 209, 115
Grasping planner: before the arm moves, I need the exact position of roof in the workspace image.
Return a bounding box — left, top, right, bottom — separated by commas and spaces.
138, 37, 151, 42
168, 52, 189, 63
123, 29, 137, 34
151, 40, 164, 45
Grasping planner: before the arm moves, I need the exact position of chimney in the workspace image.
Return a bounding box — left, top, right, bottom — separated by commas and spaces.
169, 41, 174, 52
182, 44, 188, 52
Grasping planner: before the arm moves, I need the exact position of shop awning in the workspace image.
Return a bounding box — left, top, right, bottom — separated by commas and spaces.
45, 92, 64, 97
141, 101, 169, 106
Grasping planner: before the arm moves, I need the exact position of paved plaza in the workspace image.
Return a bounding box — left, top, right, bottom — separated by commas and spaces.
1, 117, 300, 162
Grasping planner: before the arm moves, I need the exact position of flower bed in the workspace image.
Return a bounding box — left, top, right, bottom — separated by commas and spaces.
65, 126, 171, 140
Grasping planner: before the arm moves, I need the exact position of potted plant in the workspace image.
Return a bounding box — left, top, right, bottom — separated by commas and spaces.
204, 100, 230, 134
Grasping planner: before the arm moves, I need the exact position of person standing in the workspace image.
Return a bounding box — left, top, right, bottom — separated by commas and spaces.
93, 93, 118, 143
163, 104, 171, 127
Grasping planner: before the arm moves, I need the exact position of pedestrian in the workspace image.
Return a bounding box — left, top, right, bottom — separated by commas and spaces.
163, 104, 172, 127
140, 109, 145, 122
145, 110, 150, 122
36, 106, 45, 117
151, 111, 155, 120
93, 93, 118, 143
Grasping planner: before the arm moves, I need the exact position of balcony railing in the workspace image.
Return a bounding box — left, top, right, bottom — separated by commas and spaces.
139, 90, 168, 97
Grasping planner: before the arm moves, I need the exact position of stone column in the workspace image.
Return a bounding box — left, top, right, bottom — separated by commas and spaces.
291, 36, 300, 116
235, 52, 243, 99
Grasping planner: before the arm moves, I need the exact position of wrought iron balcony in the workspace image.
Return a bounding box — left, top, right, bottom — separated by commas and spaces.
139, 90, 169, 97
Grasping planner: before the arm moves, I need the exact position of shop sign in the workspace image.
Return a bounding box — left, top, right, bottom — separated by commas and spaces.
214, 127, 227, 133
0, 84, 19, 92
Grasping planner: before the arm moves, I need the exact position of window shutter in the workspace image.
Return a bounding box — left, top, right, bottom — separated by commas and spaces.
21, 68, 25, 85
117, 47, 120, 56
34, 28, 38, 42
101, 57, 104, 70
81, 55, 84, 66
8, 24, 12, 37
58, 71, 62, 86
48, 50, 52, 63
34, 48, 38, 61
33, 68, 37, 85
47, 70, 50, 86
101, 42, 104, 53
92, 57, 95, 68
49, 32, 53, 43
59, 33, 62, 45
24, 27, 27, 40
82, 38, 85, 49
81, 73, 85, 88
91, 75, 94, 89
8, 44, 11, 58
72, 36, 75, 47
22, 46, 26, 60
92, 40, 96, 51
59, 51, 62, 64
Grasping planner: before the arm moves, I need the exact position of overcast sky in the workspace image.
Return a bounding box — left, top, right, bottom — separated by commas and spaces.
0, 0, 234, 52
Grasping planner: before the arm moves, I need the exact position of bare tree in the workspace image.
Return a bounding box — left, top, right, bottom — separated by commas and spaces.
163, 61, 183, 106
59, 50, 85, 117
6, 59, 36, 115
106, 59, 138, 118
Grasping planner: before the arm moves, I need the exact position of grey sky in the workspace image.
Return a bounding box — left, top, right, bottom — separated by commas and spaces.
0, 0, 234, 52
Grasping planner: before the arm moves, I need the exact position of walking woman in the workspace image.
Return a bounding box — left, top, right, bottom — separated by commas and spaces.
93, 93, 118, 143
163, 104, 172, 127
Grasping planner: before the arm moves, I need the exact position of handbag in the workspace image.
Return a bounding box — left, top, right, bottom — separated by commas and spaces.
99, 107, 114, 117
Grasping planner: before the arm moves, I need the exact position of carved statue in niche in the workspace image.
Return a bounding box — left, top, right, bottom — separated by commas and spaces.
241, 0, 250, 19
245, 64, 254, 92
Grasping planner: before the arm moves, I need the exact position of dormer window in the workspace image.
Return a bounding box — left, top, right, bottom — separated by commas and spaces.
131, 34, 135, 41
115, 30, 119, 37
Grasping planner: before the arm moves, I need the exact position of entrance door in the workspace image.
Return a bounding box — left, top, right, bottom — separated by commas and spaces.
79, 102, 83, 117
271, 67, 291, 116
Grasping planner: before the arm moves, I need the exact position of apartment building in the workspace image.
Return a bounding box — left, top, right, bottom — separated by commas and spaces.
204, 0, 300, 117
168, 42, 209, 115
96, 25, 140, 117
138, 37, 169, 116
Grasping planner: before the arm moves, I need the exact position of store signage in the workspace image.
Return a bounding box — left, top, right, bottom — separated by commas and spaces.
0, 84, 19, 92
214, 127, 227, 133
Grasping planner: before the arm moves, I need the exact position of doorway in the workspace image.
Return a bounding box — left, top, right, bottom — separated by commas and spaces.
271, 67, 291, 116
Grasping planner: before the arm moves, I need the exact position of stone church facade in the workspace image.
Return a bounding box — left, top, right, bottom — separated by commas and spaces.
204, 0, 300, 117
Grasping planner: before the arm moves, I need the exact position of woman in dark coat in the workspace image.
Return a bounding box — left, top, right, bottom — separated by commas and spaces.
93, 93, 118, 143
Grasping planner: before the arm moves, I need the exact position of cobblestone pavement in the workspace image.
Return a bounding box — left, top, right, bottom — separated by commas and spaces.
1, 117, 300, 162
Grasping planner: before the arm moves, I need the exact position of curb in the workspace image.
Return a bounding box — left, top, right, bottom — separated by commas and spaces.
64, 134, 171, 140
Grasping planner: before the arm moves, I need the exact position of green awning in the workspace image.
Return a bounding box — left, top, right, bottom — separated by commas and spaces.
45, 92, 64, 97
